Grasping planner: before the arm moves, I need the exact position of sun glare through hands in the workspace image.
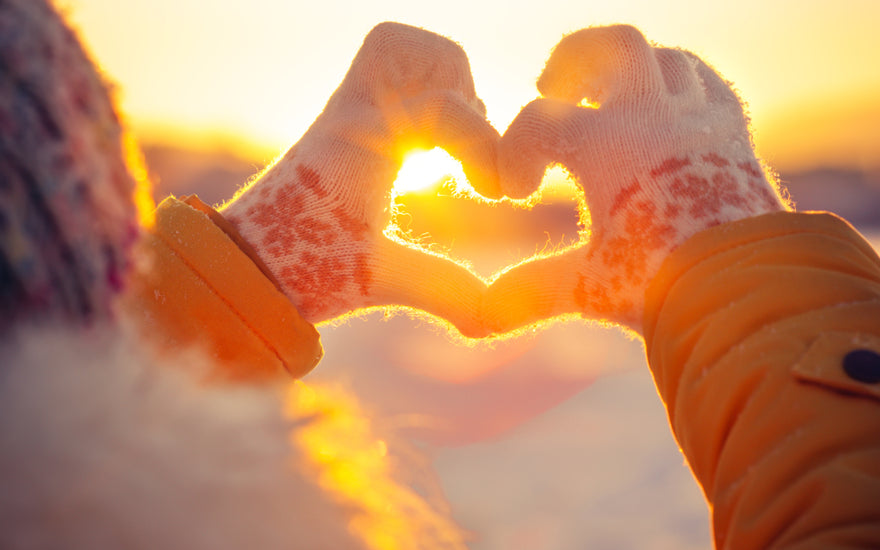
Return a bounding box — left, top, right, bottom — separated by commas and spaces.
392, 147, 467, 195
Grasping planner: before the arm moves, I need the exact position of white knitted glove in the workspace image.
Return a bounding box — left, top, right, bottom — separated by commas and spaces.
488, 25, 788, 334
222, 22, 499, 336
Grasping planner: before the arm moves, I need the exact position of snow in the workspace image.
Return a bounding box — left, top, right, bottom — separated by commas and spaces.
310, 315, 711, 549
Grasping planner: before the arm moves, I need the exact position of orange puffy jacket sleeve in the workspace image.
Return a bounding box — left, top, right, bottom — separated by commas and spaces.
123, 195, 322, 382
644, 211, 880, 548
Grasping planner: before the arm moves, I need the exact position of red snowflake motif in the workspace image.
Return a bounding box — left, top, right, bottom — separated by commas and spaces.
650, 156, 691, 178
701, 153, 730, 168
609, 180, 643, 217
297, 164, 328, 200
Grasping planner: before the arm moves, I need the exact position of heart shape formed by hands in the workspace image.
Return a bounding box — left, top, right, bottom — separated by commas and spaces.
223, 22, 787, 339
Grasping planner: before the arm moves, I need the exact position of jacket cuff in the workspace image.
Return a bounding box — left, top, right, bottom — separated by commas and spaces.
125, 196, 322, 381
644, 210, 879, 350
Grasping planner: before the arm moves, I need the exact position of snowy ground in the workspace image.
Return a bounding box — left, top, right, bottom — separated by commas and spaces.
434, 367, 710, 550
310, 312, 711, 549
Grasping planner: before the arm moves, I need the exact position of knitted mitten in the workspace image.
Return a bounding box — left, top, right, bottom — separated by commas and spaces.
222, 22, 499, 336
488, 25, 789, 334
0, 0, 139, 331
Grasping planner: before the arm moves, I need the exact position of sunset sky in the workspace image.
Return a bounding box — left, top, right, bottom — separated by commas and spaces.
61, 0, 880, 172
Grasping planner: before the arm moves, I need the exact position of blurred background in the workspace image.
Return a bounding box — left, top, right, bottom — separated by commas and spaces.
61, 0, 879, 548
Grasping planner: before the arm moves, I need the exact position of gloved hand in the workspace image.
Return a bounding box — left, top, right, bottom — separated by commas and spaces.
488, 25, 789, 334
222, 22, 500, 337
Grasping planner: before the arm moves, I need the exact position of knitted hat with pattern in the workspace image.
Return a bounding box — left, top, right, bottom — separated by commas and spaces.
0, 0, 139, 331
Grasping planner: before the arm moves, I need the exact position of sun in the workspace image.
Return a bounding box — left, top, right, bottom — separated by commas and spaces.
393, 147, 466, 194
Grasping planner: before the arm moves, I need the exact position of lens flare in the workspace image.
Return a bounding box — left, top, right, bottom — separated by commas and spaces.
122, 130, 156, 228
393, 148, 466, 195
287, 381, 468, 550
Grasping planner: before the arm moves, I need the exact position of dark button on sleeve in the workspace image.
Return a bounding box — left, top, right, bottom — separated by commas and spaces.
842, 349, 880, 384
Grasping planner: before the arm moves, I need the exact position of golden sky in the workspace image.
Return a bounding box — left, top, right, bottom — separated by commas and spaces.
61, 0, 880, 172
